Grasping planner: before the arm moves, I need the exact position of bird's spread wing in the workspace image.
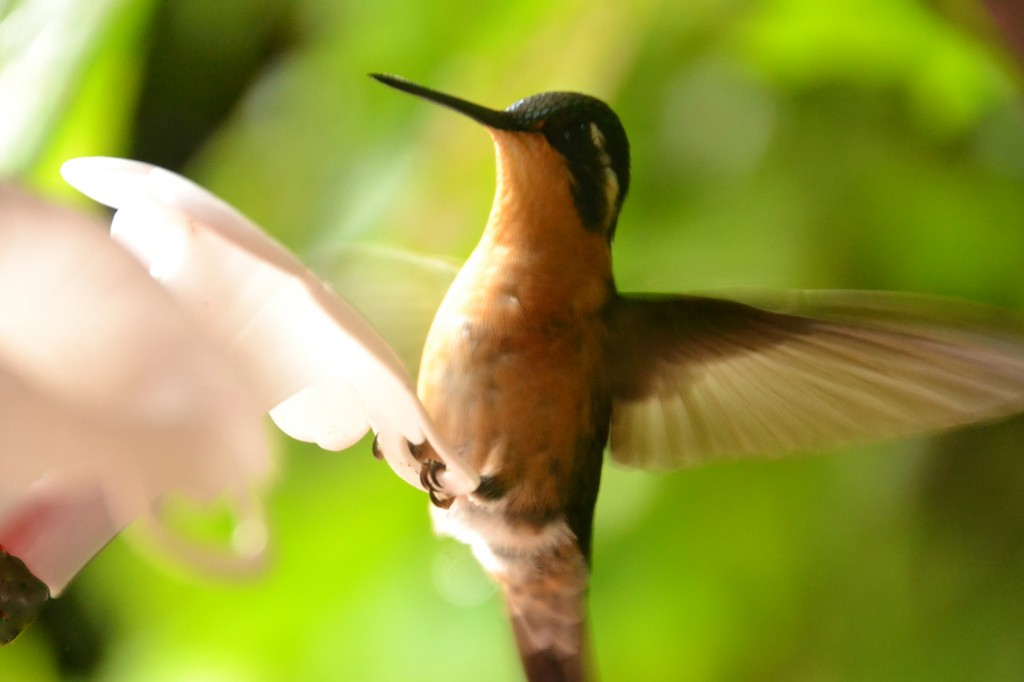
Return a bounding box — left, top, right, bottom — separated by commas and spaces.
607, 292, 1024, 469
61, 157, 478, 496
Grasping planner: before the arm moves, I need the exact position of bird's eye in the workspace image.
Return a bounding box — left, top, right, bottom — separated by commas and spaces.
543, 116, 611, 177
562, 120, 590, 147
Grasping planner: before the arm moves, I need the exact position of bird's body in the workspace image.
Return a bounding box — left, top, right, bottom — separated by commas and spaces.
373, 74, 1024, 682
418, 130, 613, 680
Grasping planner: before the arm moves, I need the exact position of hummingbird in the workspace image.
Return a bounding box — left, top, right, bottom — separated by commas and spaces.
371, 74, 1024, 682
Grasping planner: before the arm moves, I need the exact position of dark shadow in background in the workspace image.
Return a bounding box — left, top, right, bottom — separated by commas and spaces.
31, 2, 295, 676
129, 0, 297, 171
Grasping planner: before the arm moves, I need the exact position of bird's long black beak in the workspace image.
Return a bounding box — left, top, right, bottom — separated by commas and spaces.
371, 74, 525, 131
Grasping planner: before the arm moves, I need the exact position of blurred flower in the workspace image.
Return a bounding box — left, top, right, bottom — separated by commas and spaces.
59, 157, 477, 495
0, 159, 478, 643
0, 185, 269, 643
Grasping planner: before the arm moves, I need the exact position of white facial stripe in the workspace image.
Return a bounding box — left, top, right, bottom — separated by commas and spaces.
590, 122, 620, 224
589, 122, 609, 162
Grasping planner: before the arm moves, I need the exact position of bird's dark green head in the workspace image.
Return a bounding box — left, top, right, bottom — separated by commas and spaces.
372, 74, 631, 239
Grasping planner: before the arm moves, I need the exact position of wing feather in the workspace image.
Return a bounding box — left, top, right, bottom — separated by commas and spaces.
608, 293, 1024, 470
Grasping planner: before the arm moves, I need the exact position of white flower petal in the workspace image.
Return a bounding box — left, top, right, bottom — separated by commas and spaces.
0, 481, 125, 596
0, 186, 271, 594
270, 378, 369, 450
60, 157, 479, 496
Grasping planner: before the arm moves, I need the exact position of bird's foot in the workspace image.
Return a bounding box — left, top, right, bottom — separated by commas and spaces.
419, 459, 454, 509
372, 435, 462, 507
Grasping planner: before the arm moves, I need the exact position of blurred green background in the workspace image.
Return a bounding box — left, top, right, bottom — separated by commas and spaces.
2, 0, 1024, 679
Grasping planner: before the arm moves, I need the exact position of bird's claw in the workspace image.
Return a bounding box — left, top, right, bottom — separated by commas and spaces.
420, 459, 454, 509
372, 435, 459, 508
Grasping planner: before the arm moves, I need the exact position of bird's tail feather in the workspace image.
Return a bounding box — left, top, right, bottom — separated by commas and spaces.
498, 540, 594, 682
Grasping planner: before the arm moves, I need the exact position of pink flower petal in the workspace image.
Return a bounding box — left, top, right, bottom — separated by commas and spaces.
61, 157, 479, 496
0, 186, 270, 598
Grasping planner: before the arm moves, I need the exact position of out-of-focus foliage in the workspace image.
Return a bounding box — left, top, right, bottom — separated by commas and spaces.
2, 0, 1023, 680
